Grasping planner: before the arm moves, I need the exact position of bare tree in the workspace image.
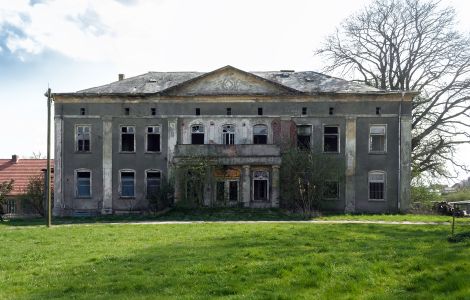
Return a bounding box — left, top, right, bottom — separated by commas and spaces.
316, 0, 470, 178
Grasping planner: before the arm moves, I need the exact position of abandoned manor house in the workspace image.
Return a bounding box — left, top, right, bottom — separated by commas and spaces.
52, 65, 416, 216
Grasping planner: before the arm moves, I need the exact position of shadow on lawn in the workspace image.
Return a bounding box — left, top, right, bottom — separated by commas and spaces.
18, 224, 470, 300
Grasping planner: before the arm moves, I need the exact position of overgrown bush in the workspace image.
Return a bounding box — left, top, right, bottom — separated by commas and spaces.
409, 185, 441, 213
175, 157, 213, 208
21, 175, 53, 217
442, 188, 470, 202
148, 178, 174, 213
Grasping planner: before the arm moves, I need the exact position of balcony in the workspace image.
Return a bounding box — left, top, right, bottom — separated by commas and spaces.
173, 144, 281, 165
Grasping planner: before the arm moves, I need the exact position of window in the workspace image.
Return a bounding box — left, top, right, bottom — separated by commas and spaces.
80, 108, 86, 115
229, 181, 238, 202
76, 125, 91, 152
369, 171, 385, 200
297, 125, 311, 150
120, 170, 135, 197
324, 181, 339, 199
253, 124, 268, 144
216, 181, 225, 203
258, 107, 263, 115
146, 170, 161, 199
195, 108, 200, 115
121, 126, 135, 152
329, 107, 334, 115
216, 180, 239, 203
253, 171, 269, 201
124, 107, 130, 115
222, 124, 235, 145
76, 170, 91, 198
376, 107, 381, 115
151, 108, 156, 116
302, 107, 307, 115
369, 125, 386, 152
146, 126, 161, 152
191, 125, 205, 144
226, 107, 232, 115
323, 126, 339, 153
6, 199, 16, 214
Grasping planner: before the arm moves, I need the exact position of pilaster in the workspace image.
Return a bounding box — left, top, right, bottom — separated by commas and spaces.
101, 117, 113, 214
344, 117, 356, 213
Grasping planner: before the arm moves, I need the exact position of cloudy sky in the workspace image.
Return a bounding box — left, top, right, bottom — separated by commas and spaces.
0, 0, 469, 180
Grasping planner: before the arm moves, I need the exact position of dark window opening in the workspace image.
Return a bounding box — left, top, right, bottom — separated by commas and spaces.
195, 108, 200, 116
258, 107, 263, 115
124, 107, 130, 115
121, 171, 135, 197
222, 125, 235, 145
229, 181, 238, 201
324, 126, 339, 152
76, 171, 91, 198
216, 181, 225, 202
121, 126, 135, 152
146, 126, 161, 152
376, 107, 381, 115
151, 108, 156, 116
253, 124, 268, 144
324, 181, 339, 199
329, 107, 334, 115
146, 171, 161, 199
80, 108, 86, 115
297, 125, 311, 150
191, 125, 204, 144
254, 180, 268, 201
369, 182, 384, 200
302, 107, 307, 115
226, 108, 232, 115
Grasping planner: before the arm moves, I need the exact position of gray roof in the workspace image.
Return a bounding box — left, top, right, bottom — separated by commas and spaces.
76, 66, 381, 95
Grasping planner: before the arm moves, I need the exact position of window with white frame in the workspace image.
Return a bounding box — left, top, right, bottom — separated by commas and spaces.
369, 171, 385, 200
76, 125, 91, 152
121, 126, 135, 152
253, 170, 269, 201
222, 124, 235, 145
369, 125, 387, 152
253, 124, 268, 144
323, 125, 339, 153
76, 170, 91, 198
120, 170, 135, 197
191, 125, 205, 144
146, 170, 161, 199
146, 126, 161, 152
323, 181, 339, 199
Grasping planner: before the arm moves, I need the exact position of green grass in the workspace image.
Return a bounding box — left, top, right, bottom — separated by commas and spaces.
1, 222, 469, 299
316, 213, 470, 223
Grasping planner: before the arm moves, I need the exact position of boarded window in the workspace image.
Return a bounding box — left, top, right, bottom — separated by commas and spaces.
121, 171, 135, 197
297, 125, 311, 150
121, 126, 135, 152
253, 125, 268, 144
222, 125, 235, 145
191, 125, 204, 145
76, 171, 91, 198
146, 171, 161, 199
323, 126, 339, 153
369, 171, 385, 200
146, 126, 161, 152
76, 125, 91, 152
369, 125, 386, 152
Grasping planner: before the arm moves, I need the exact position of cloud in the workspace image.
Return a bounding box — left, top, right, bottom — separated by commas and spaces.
66, 7, 112, 37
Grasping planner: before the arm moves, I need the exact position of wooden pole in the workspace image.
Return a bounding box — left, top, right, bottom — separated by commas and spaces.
46, 88, 52, 227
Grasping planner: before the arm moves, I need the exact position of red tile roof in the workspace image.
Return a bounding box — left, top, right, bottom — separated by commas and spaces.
0, 158, 54, 196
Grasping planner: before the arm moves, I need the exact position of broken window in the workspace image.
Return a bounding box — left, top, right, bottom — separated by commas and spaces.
120, 170, 135, 197
324, 181, 339, 199
146, 170, 161, 199
191, 125, 205, 144
76, 125, 91, 152
369, 171, 385, 200
229, 181, 238, 202
369, 125, 386, 152
297, 125, 311, 150
253, 171, 269, 201
323, 126, 339, 153
76, 170, 91, 198
222, 124, 235, 145
216, 180, 239, 203
121, 126, 135, 152
253, 124, 268, 144
146, 126, 161, 152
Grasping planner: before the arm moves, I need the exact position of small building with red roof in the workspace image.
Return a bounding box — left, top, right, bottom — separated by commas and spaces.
0, 155, 53, 217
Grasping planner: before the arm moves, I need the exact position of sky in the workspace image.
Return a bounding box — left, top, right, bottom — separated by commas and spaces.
0, 0, 469, 181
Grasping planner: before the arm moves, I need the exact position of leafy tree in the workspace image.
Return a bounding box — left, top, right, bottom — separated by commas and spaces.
22, 175, 52, 217
0, 180, 14, 220
316, 0, 470, 178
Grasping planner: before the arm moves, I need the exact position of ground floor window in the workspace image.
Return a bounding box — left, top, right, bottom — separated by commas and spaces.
120, 170, 135, 197
76, 170, 91, 198
146, 170, 161, 199
369, 171, 385, 200
216, 180, 239, 203
5, 199, 16, 214
253, 170, 269, 201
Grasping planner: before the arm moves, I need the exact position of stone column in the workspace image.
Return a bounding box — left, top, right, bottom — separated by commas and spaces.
400, 115, 412, 212
344, 117, 356, 213
271, 165, 280, 208
242, 165, 251, 207
167, 118, 178, 172
53, 116, 63, 216
101, 117, 113, 215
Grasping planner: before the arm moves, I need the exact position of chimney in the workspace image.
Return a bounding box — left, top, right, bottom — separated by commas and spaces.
118, 74, 125, 81
11, 154, 19, 164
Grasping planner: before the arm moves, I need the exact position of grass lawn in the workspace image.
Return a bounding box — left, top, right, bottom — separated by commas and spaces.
1, 222, 469, 299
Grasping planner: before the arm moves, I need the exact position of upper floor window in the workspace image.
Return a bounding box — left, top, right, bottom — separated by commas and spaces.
253, 125, 268, 144
323, 126, 339, 153
369, 125, 387, 153
80, 108, 86, 115
297, 125, 311, 150
76, 125, 91, 152
151, 108, 156, 116
226, 108, 232, 115
369, 171, 385, 201
124, 107, 130, 115
258, 107, 263, 115
75, 169, 91, 198
120, 170, 135, 198
146, 170, 161, 199
191, 125, 204, 144
195, 108, 201, 116
222, 125, 235, 145
121, 126, 135, 152
146, 126, 161, 152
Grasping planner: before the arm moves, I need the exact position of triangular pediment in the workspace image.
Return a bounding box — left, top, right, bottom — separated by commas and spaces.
159, 65, 302, 96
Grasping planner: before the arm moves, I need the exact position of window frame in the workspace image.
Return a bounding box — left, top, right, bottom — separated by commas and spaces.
120, 125, 136, 153
145, 169, 162, 200
253, 124, 268, 145
222, 124, 235, 145
368, 170, 386, 201
75, 125, 92, 153
191, 124, 205, 145
323, 125, 340, 153
119, 169, 136, 198
74, 169, 92, 199
145, 125, 161, 153
369, 124, 387, 153
252, 170, 269, 202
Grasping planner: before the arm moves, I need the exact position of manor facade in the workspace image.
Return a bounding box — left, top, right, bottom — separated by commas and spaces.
52, 66, 415, 216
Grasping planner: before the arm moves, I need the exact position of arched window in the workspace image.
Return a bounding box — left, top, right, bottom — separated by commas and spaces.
191, 125, 205, 144
253, 124, 268, 144
368, 171, 386, 200
222, 124, 235, 145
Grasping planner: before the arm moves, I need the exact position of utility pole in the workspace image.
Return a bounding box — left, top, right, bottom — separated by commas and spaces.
45, 88, 52, 227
